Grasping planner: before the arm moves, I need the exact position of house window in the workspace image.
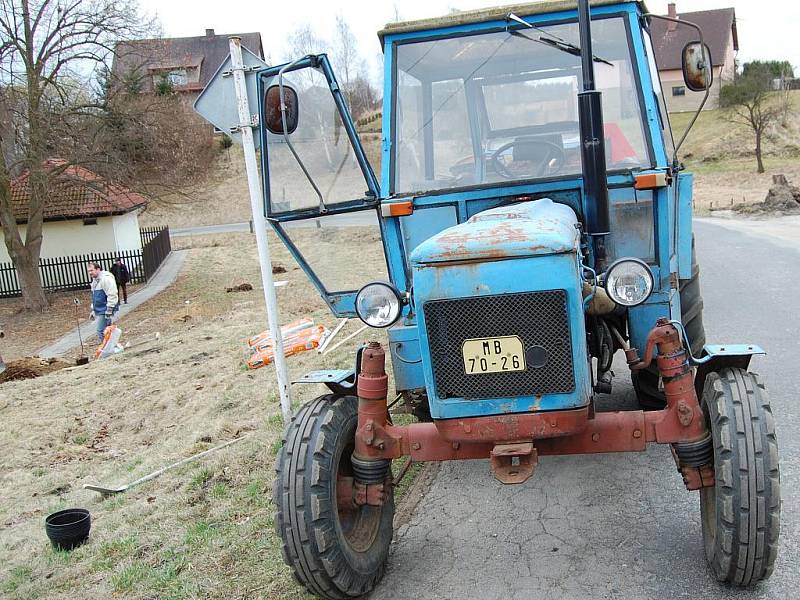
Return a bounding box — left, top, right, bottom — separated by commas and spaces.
167, 69, 188, 86
153, 69, 188, 88
83, 217, 98, 226
672, 86, 686, 97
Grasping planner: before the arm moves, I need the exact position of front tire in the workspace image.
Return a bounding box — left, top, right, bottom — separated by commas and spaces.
700, 369, 781, 586
273, 395, 394, 599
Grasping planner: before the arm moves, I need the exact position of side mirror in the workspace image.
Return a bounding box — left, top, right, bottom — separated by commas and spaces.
264, 84, 299, 135
681, 42, 713, 92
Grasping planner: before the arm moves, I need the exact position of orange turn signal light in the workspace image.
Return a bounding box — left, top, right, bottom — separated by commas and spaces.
634, 172, 669, 190
380, 201, 414, 217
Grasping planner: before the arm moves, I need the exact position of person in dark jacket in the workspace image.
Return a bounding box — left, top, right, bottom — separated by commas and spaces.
110, 258, 131, 304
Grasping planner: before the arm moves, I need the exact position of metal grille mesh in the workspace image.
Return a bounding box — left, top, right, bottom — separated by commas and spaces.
423, 290, 574, 400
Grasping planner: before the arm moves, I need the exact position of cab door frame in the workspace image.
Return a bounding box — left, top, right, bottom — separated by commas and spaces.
256, 54, 391, 316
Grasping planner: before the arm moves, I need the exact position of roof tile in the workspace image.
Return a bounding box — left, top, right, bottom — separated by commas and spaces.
10, 159, 149, 222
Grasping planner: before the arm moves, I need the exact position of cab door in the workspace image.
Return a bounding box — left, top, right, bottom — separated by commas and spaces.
257, 54, 388, 316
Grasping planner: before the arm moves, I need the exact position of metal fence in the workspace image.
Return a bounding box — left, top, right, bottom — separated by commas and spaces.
139, 226, 165, 247
141, 226, 171, 282
0, 226, 171, 298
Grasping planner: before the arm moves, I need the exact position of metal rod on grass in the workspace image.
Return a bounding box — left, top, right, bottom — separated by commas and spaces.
229, 37, 293, 423
393, 457, 413, 487
73, 298, 85, 358
84, 436, 246, 496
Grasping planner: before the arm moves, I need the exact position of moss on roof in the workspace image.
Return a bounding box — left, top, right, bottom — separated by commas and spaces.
378, 0, 645, 41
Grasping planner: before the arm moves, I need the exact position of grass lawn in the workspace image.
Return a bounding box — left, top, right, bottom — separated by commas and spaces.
0, 229, 404, 599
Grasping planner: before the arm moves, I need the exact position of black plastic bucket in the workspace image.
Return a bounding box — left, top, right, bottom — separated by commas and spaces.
45, 508, 91, 550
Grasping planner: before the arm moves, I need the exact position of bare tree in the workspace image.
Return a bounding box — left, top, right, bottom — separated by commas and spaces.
0, 0, 154, 310
330, 15, 380, 121
283, 23, 328, 92
348, 60, 379, 119
720, 63, 791, 174
286, 23, 325, 61
332, 15, 358, 104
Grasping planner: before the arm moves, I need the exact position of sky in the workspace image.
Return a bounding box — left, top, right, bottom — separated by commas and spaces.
137, 0, 800, 82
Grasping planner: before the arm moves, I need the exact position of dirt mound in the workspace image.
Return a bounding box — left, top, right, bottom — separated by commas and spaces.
0, 356, 73, 383
734, 175, 800, 214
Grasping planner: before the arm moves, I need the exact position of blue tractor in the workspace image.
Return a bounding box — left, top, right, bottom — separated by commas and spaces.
260, 1, 780, 597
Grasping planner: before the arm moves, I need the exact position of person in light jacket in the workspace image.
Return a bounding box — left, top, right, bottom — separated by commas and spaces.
87, 262, 119, 342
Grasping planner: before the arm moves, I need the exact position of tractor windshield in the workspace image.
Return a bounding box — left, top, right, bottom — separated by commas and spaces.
393, 16, 650, 194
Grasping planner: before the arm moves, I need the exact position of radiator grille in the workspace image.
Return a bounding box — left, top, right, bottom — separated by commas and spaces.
423, 290, 574, 399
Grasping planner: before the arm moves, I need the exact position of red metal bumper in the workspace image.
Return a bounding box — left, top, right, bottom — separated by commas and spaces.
351, 319, 712, 492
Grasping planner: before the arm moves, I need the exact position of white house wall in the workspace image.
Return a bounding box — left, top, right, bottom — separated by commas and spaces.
112, 211, 143, 251
661, 66, 723, 112
0, 213, 142, 264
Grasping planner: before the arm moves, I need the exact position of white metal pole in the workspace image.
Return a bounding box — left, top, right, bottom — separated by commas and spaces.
229, 37, 292, 423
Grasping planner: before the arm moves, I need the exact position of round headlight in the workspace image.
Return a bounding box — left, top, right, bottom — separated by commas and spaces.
355, 282, 403, 328
604, 258, 654, 307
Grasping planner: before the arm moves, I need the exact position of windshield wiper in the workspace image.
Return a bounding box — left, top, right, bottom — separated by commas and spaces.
506, 12, 614, 67
536, 35, 614, 66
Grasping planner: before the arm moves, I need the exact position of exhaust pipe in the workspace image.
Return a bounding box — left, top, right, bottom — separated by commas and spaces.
577, 0, 610, 270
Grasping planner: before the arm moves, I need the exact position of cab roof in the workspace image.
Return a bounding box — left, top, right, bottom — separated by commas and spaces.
378, 0, 645, 42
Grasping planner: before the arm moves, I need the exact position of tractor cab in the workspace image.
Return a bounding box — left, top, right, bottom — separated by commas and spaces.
260, 2, 780, 598
259, 0, 695, 412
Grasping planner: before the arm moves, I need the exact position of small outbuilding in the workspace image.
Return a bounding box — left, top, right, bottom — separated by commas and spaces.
0, 160, 149, 263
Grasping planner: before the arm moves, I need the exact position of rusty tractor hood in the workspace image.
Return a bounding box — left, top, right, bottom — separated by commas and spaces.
410, 198, 580, 265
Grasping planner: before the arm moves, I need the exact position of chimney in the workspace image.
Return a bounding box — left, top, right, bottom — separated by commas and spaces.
667, 3, 678, 31
205, 28, 215, 37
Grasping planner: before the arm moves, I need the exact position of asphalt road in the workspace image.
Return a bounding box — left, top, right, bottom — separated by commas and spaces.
372, 218, 800, 600
171, 222, 251, 237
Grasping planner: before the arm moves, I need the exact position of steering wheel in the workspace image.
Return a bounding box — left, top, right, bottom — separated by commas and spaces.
490, 139, 566, 179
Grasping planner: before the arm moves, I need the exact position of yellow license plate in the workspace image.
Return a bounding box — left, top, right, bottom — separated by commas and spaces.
462, 336, 526, 375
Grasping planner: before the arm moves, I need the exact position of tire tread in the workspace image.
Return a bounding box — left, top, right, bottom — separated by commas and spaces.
702, 369, 780, 586
273, 395, 392, 599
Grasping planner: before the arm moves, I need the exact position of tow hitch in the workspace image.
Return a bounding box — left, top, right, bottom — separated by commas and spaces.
490, 442, 538, 484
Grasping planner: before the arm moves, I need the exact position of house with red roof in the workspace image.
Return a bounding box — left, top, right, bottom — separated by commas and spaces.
650, 3, 738, 112
0, 160, 149, 264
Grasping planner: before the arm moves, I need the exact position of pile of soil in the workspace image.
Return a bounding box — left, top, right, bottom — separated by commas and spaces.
0, 357, 73, 384
734, 175, 800, 214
